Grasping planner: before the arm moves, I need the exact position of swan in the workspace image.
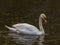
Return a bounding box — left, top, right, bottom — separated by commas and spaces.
5, 13, 47, 35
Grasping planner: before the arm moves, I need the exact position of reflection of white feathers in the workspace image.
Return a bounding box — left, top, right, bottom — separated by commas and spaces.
5, 13, 47, 35
8, 33, 45, 45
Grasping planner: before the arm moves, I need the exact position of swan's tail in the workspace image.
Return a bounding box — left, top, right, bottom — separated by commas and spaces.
5, 25, 16, 31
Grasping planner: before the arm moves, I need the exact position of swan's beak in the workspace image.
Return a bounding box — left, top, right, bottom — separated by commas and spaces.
44, 18, 47, 23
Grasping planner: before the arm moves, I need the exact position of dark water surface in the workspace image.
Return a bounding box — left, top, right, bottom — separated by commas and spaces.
0, 0, 60, 45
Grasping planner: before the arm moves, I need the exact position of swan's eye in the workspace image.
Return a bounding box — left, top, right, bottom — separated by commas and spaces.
43, 17, 47, 23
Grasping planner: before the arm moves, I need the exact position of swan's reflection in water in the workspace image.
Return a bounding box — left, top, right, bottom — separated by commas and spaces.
8, 32, 45, 45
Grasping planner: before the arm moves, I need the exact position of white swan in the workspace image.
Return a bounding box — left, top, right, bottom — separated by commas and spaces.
5, 13, 47, 35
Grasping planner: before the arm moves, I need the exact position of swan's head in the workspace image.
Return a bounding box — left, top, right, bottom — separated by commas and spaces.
40, 13, 47, 23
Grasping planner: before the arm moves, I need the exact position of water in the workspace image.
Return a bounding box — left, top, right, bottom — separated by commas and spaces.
0, 0, 60, 45
0, 30, 45, 45
8, 32, 44, 45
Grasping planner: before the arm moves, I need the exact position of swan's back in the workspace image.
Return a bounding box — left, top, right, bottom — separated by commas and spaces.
12, 23, 39, 31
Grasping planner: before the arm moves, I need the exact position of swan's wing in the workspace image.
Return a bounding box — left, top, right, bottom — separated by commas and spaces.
12, 23, 39, 32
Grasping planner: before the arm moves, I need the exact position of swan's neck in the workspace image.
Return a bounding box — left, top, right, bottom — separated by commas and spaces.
39, 16, 44, 33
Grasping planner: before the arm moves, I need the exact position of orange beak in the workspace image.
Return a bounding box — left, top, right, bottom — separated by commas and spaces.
44, 18, 47, 23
